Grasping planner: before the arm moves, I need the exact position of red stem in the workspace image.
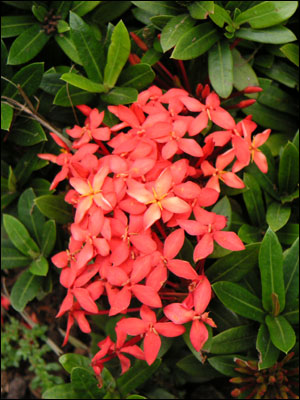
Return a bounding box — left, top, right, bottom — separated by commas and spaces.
176, 60, 191, 93
155, 220, 167, 239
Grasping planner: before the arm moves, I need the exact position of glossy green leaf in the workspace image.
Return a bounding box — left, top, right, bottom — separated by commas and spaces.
30, 178, 53, 196
255, 54, 275, 68
17, 188, 45, 245
208, 40, 233, 98
188, 1, 214, 19
54, 32, 83, 66
211, 196, 232, 229
212, 281, 265, 322
70, 11, 104, 82
52, 1, 72, 19
292, 130, 299, 151
1, 192, 19, 211
242, 173, 265, 226
238, 224, 261, 244
101, 87, 138, 105
283, 238, 299, 306
265, 315, 296, 353
11, 119, 47, 147
208, 355, 240, 376
42, 383, 84, 399
1, 103, 13, 131
171, 22, 219, 60
131, 1, 179, 15
60, 72, 105, 93
53, 84, 94, 106
91, 2, 131, 25
232, 48, 259, 92
70, 1, 101, 17
258, 85, 298, 116
209, 4, 233, 28
140, 49, 161, 66
256, 323, 280, 370
206, 243, 260, 283
280, 43, 299, 66
3, 62, 44, 100
256, 60, 298, 88
235, 2, 298, 29
34, 194, 72, 224
160, 14, 195, 52
14, 144, 48, 187
29, 256, 49, 276
10, 269, 43, 312
39, 72, 65, 95
266, 202, 291, 232
277, 223, 299, 245
117, 359, 161, 397
236, 25, 297, 44
40, 220, 56, 257
1, 247, 31, 269
7, 166, 16, 193
71, 367, 104, 399
32, 4, 48, 22
59, 354, 93, 374
210, 325, 257, 354
282, 300, 299, 325
3, 214, 40, 258
1, 15, 35, 38
281, 189, 299, 204
209, 299, 244, 332
176, 354, 222, 381
118, 63, 155, 90
126, 396, 147, 399
7, 24, 50, 65
278, 142, 299, 194
2, 1, 32, 9
104, 20, 130, 89
259, 228, 285, 314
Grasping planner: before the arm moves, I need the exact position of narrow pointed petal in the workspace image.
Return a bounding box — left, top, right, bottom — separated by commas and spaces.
190, 319, 208, 352
205, 175, 220, 192
117, 317, 148, 335
127, 179, 153, 204
130, 233, 157, 255
193, 206, 216, 225
60, 267, 76, 288
221, 172, 245, 189
118, 353, 131, 375
144, 331, 161, 365
154, 168, 173, 198
193, 276, 212, 315
140, 305, 157, 324
144, 203, 161, 230
155, 322, 185, 337
197, 188, 219, 206
70, 177, 90, 195
177, 219, 205, 236
106, 265, 128, 286
132, 284, 162, 308
92, 127, 110, 141
161, 197, 191, 214
194, 233, 214, 261
162, 140, 178, 159
164, 229, 185, 260
75, 196, 93, 223
163, 303, 194, 324
93, 166, 109, 192
109, 286, 132, 316
73, 287, 98, 313
174, 181, 201, 199
216, 149, 235, 170
205, 130, 232, 146
253, 129, 271, 148
201, 160, 216, 176
56, 291, 73, 317
179, 96, 203, 112
213, 231, 245, 251
188, 112, 208, 136
146, 265, 167, 292
73, 311, 91, 333
76, 242, 94, 270
253, 151, 268, 173
179, 138, 203, 157
168, 259, 198, 280
131, 255, 152, 283
232, 136, 250, 165
211, 108, 235, 130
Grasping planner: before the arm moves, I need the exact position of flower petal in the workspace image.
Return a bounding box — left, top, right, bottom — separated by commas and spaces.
194, 233, 214, 261
213, 231, 245, 251
144, 331, 161, 365
164, 229, 185, 260
190, 319, 208, 352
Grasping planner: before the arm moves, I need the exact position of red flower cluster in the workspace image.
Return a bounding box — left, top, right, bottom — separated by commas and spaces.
39, 85, 270, 376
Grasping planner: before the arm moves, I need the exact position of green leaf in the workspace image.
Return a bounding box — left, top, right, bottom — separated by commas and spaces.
277, 223, 299, 245
54, 32, 83, 66
10, 269, 43, 312
57, 20, 70, 34
235, 1, 298, 29
32, 4, 48, 22
126, 396, 147, 399
7, 166, 17, 193
14, 144, 48, 187
69, 11, 104, 82
42, 383, 84, 399
40, 72, 65, 95
265, 315, 296, 353
278, 142, 299, 194
209, 4, 233, 28
242, 173, 265, 226
3, 62, 44, 99
40, 220, 56, 257
160, 14, 195, 52
140, 49, 161, 66
282, 300, 299, 324
210, 325, 257, 354
17, 188, 45, 245
238, 224, 262, 244
3, 214, 40, 258
188, 1, 214, 19
31, 178, 53, 196
206, 243, 260, 283
171, 22, 219, 60
283, 238, 299, 306
1, 103, 13, 131
280, 43, 299, 66
104, 20, 130, 89
91, 2, 132, 25
232, 48, 259, 92
34, 194, 72, 224
117, 359, 161, 397
52, 1, 73, 19
71, 1, 101, 17
256, 60, 298, 88
176, 354, 222, 381
7, 24, 50, 65
2, 1, 33, 10
11, 119, 47, 147
59, 354, 93, 374
266, 202, 291, 232
53, 84, 95, 106
60, 72, 105, 93
208, 355, 240, 376
257, 85, 298, 116
212, 281, 265, 323
118, 64, 155, 90
29, 256, 49, 276
101, 87, 138, 105
131, 1, 179, 16
209, 299, 244, 332
259, 228, 285, 314
236, 25, 297, 44
256, 323, 280, 370
1, 247, 31, 269
281, 189, 299, 204
1, 15, 35, 38
208, 40, 233, 98
71, 367, 104, 399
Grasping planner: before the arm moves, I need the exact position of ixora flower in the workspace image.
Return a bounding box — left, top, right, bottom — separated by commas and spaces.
39, 83, 271, 376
